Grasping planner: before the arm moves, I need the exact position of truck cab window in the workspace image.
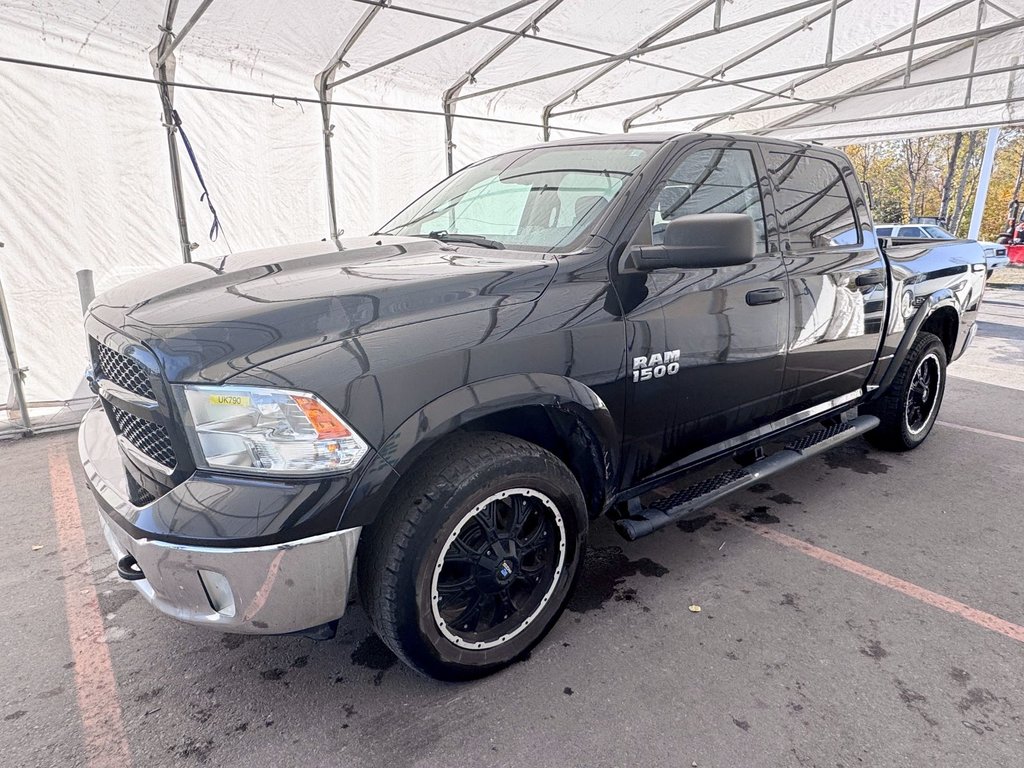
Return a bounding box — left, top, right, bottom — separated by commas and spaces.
648, 148, 767, 251
413, 175, 533, 237
381, 144, 654, 251
768, 152, 860, 251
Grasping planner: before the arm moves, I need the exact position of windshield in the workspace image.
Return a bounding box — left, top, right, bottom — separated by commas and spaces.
379, 143, 656, 251
923, 225, 954, 239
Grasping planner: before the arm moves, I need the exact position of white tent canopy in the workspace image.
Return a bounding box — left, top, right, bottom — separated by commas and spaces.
1, 0, 1023, 431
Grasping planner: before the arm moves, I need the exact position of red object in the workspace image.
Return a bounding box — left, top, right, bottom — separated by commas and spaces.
1008, 245, 1024, 265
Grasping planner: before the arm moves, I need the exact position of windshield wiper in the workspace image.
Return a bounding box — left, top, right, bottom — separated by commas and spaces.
424, 231, 505, 250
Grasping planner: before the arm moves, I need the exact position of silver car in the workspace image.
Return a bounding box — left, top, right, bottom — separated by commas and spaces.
875, 223, 1010, 272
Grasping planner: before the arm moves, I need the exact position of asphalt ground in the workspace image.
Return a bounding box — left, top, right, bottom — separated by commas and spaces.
2, 290, 1022, 768
988, 264, 1024, 290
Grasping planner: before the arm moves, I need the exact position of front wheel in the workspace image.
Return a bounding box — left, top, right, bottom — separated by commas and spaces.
865, 331, 947, 451
358, 432, 587, 680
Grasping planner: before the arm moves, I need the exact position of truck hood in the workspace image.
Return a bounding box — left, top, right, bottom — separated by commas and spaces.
90, 236, 556, 382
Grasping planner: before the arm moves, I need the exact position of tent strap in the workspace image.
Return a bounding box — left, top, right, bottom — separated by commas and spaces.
169, 108, 222, 242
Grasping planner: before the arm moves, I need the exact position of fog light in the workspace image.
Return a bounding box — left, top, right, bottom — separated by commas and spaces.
198, 569, 236, 617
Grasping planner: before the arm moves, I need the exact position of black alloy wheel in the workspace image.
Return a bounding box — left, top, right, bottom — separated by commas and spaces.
905, 351, 941, 436
431, 488, 565, 650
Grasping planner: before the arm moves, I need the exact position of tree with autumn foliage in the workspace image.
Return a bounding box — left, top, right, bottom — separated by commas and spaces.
842, 127, 1024, 240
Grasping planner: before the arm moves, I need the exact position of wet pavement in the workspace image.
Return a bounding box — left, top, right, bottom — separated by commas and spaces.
1, 290, 1022, 768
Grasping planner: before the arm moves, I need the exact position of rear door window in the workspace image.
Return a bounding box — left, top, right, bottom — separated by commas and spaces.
768, 152, 860, 251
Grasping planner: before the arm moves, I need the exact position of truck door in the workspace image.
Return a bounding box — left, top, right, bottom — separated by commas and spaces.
618, 138, 789, 480
764, 148, 885, 414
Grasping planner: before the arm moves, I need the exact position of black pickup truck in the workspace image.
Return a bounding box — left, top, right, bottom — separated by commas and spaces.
79, 132, 987, 680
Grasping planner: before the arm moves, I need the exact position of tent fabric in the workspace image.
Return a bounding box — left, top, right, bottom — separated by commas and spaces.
1, 0, 1023, 428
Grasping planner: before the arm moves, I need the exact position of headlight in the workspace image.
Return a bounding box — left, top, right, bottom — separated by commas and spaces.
181, 385, 368, 475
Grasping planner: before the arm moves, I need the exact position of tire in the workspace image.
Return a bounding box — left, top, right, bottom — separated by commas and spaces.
357, 431, 588, 681
865, 331, 947, 451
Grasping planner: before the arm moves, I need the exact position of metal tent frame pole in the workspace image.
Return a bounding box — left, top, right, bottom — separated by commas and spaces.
449, 0, 834, 106
629, 63, 1024, 130
549, 15, 1024, 121
682, 0, 973, 132
354, 0, 812, 101
752, 42, 979, 134
622, 0, 855, 131
790, 117, 1022, 143
325, 0, 541, 91
316, 0, 543, 219
752, 34, 1001, 135
825, 0, 839, 65
315, 4, 383, 243
904, 0, 924, 86
0, 267, 32, 435
540, 0, 714, 141
315, 84, 341, 244
760, 94, 1024, 136
969, 126, 1001, 239
154, 0, 214, 68
963, 0, 987, 106
443, 0, 564, 174
151, 0, 215, 264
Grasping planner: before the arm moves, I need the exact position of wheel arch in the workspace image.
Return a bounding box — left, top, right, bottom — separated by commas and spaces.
920, 305, 959, 360
339, 374, 621, 529
872, 288, 958, 398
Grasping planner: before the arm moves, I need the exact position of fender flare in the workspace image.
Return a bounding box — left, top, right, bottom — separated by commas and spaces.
872, 287, 958, 398
338, 374, 621, 528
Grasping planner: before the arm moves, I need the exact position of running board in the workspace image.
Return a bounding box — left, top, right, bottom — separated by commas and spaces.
614, 415, 879, 541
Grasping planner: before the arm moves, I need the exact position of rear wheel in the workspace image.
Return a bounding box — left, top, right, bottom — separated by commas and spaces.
358, 432, 587, 680
865, 332, 946, 451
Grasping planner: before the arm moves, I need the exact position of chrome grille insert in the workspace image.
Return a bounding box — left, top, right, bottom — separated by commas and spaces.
111, 406, 176, 469
97, 344, 155, 399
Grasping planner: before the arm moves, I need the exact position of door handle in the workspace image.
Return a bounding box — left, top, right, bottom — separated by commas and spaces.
855, 271, 885, 287
745, 287, 785, 306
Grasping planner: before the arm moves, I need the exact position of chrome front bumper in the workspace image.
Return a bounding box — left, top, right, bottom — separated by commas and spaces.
80, 407, 361, 634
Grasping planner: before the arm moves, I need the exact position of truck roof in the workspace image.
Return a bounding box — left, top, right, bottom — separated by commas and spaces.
533, 131, 831, 154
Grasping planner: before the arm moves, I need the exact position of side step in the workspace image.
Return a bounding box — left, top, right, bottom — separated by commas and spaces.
614, 415, 879, 541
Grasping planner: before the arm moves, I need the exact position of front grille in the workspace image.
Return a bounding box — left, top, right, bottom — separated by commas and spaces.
111, 406, 177, 469
97, 344, 155, 399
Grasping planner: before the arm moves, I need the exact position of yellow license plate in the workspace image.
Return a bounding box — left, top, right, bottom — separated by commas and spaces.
208, 394, 251, 407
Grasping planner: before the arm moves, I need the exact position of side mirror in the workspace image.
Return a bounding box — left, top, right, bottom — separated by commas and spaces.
629, 213, 755, 271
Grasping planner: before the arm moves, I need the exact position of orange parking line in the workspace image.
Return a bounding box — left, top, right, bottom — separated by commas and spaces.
745, 521, 1024, 645
935, 420, 1024, 444
49, 445, 132, 768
